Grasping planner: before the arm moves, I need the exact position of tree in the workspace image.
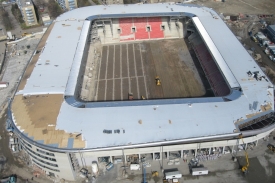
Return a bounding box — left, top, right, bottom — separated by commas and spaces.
123, 0, 139, 4
77, 0, 91, 7
11, 4, 24, 24
47, 0, 63, 18
1, 9, 13, 30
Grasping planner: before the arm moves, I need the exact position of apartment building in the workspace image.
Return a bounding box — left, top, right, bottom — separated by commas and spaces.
56, 0, 77, 10
16, 0, 38, 26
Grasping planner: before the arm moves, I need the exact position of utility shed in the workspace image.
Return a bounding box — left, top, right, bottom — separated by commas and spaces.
42, 14, 52, 26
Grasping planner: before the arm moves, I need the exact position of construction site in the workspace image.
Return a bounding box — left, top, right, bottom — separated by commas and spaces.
1, 1, 275, 183
79, 39, 207, 102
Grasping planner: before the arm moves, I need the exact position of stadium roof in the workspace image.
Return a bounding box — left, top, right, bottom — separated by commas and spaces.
13, 3, 274, 149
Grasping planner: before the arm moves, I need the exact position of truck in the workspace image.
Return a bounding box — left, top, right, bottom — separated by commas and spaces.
265, 45, 275, 55
106, 162, 114, 171
165, 171, 182, 180
130, 164, 140, 170
91, 161, 98, 174
269, 49, 275, 61
251, 36, 258, 43
0, 175, 17, 183
255, 32, 267, 42
7, 32, 13, 40
261, 38, 270, 46
0, 35, 6, 41
191, 167, 208, 176
0, 82, 9, 88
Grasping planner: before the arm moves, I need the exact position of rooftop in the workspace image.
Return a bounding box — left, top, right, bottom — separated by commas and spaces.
11, 4, 274, 149
18, 0, 34, 7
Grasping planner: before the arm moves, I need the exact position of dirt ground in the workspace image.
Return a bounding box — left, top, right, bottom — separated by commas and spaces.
90, 39, 206, 101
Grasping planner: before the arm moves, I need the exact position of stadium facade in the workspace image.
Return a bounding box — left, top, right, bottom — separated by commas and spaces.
7, 3, 275, 181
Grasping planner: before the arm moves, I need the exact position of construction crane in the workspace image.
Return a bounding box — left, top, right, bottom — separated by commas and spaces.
239, 134, 249, 174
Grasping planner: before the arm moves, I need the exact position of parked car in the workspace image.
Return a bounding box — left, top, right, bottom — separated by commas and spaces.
106, 162, 114, 171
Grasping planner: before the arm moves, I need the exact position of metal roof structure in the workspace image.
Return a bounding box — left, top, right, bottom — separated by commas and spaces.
12, 3, 274, 149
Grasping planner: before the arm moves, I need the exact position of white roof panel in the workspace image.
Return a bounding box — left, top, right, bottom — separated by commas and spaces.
15, 4, 274, 149
192, 17, 240, 88
18, 21, 84, 95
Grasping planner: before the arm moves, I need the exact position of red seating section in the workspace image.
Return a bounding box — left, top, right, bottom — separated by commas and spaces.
192, 43, 230, 96
119, 18, 134, 41
148, 17, 164, 39
119, 17, 164, 41
134, 18, 149, 40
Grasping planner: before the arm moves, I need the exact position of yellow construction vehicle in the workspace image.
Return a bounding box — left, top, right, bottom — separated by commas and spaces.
155, 76, 161, 86
267, 144, 275, 152
239, 134, 249, 174
152, 171, 159, 177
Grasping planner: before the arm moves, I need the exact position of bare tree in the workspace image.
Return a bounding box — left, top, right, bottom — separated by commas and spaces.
1, 9, 13, 30
47, 0, 63, 18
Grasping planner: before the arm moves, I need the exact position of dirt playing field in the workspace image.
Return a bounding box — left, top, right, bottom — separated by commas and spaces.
90, 39, 206, 101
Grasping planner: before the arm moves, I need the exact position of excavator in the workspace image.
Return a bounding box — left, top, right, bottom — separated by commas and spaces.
155, 76, 161, 86
267, 144, 275, 152
239, 134, 249, 174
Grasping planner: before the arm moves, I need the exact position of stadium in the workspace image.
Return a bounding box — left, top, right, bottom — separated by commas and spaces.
6, 3, 275, 181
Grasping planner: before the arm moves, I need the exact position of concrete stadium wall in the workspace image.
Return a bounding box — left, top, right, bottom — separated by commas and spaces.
74, 128, 273, 172
98, 17, 185, 44
13, 127, 274, 181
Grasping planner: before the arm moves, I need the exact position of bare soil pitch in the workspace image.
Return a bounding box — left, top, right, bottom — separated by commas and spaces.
93, 39, 207, 101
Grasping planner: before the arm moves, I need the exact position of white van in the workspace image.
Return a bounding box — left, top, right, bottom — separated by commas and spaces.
130, 164, 140, 170
192, 167, 208, 175
165, 171, 182, 180
91, 161, 98, 174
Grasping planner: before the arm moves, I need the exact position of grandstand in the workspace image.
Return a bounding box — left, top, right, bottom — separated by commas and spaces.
188, 32, 230, 96
7, 3, 275, 181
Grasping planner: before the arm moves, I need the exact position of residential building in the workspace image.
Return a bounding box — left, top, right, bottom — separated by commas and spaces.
16, 0, 38, 26
56, 0, 77, 10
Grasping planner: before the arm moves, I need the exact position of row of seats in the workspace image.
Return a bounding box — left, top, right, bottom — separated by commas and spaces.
119, 18, 134, 41
119, 17, 164, 41
135, 18, 149, 40
192, 42, 230, 96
